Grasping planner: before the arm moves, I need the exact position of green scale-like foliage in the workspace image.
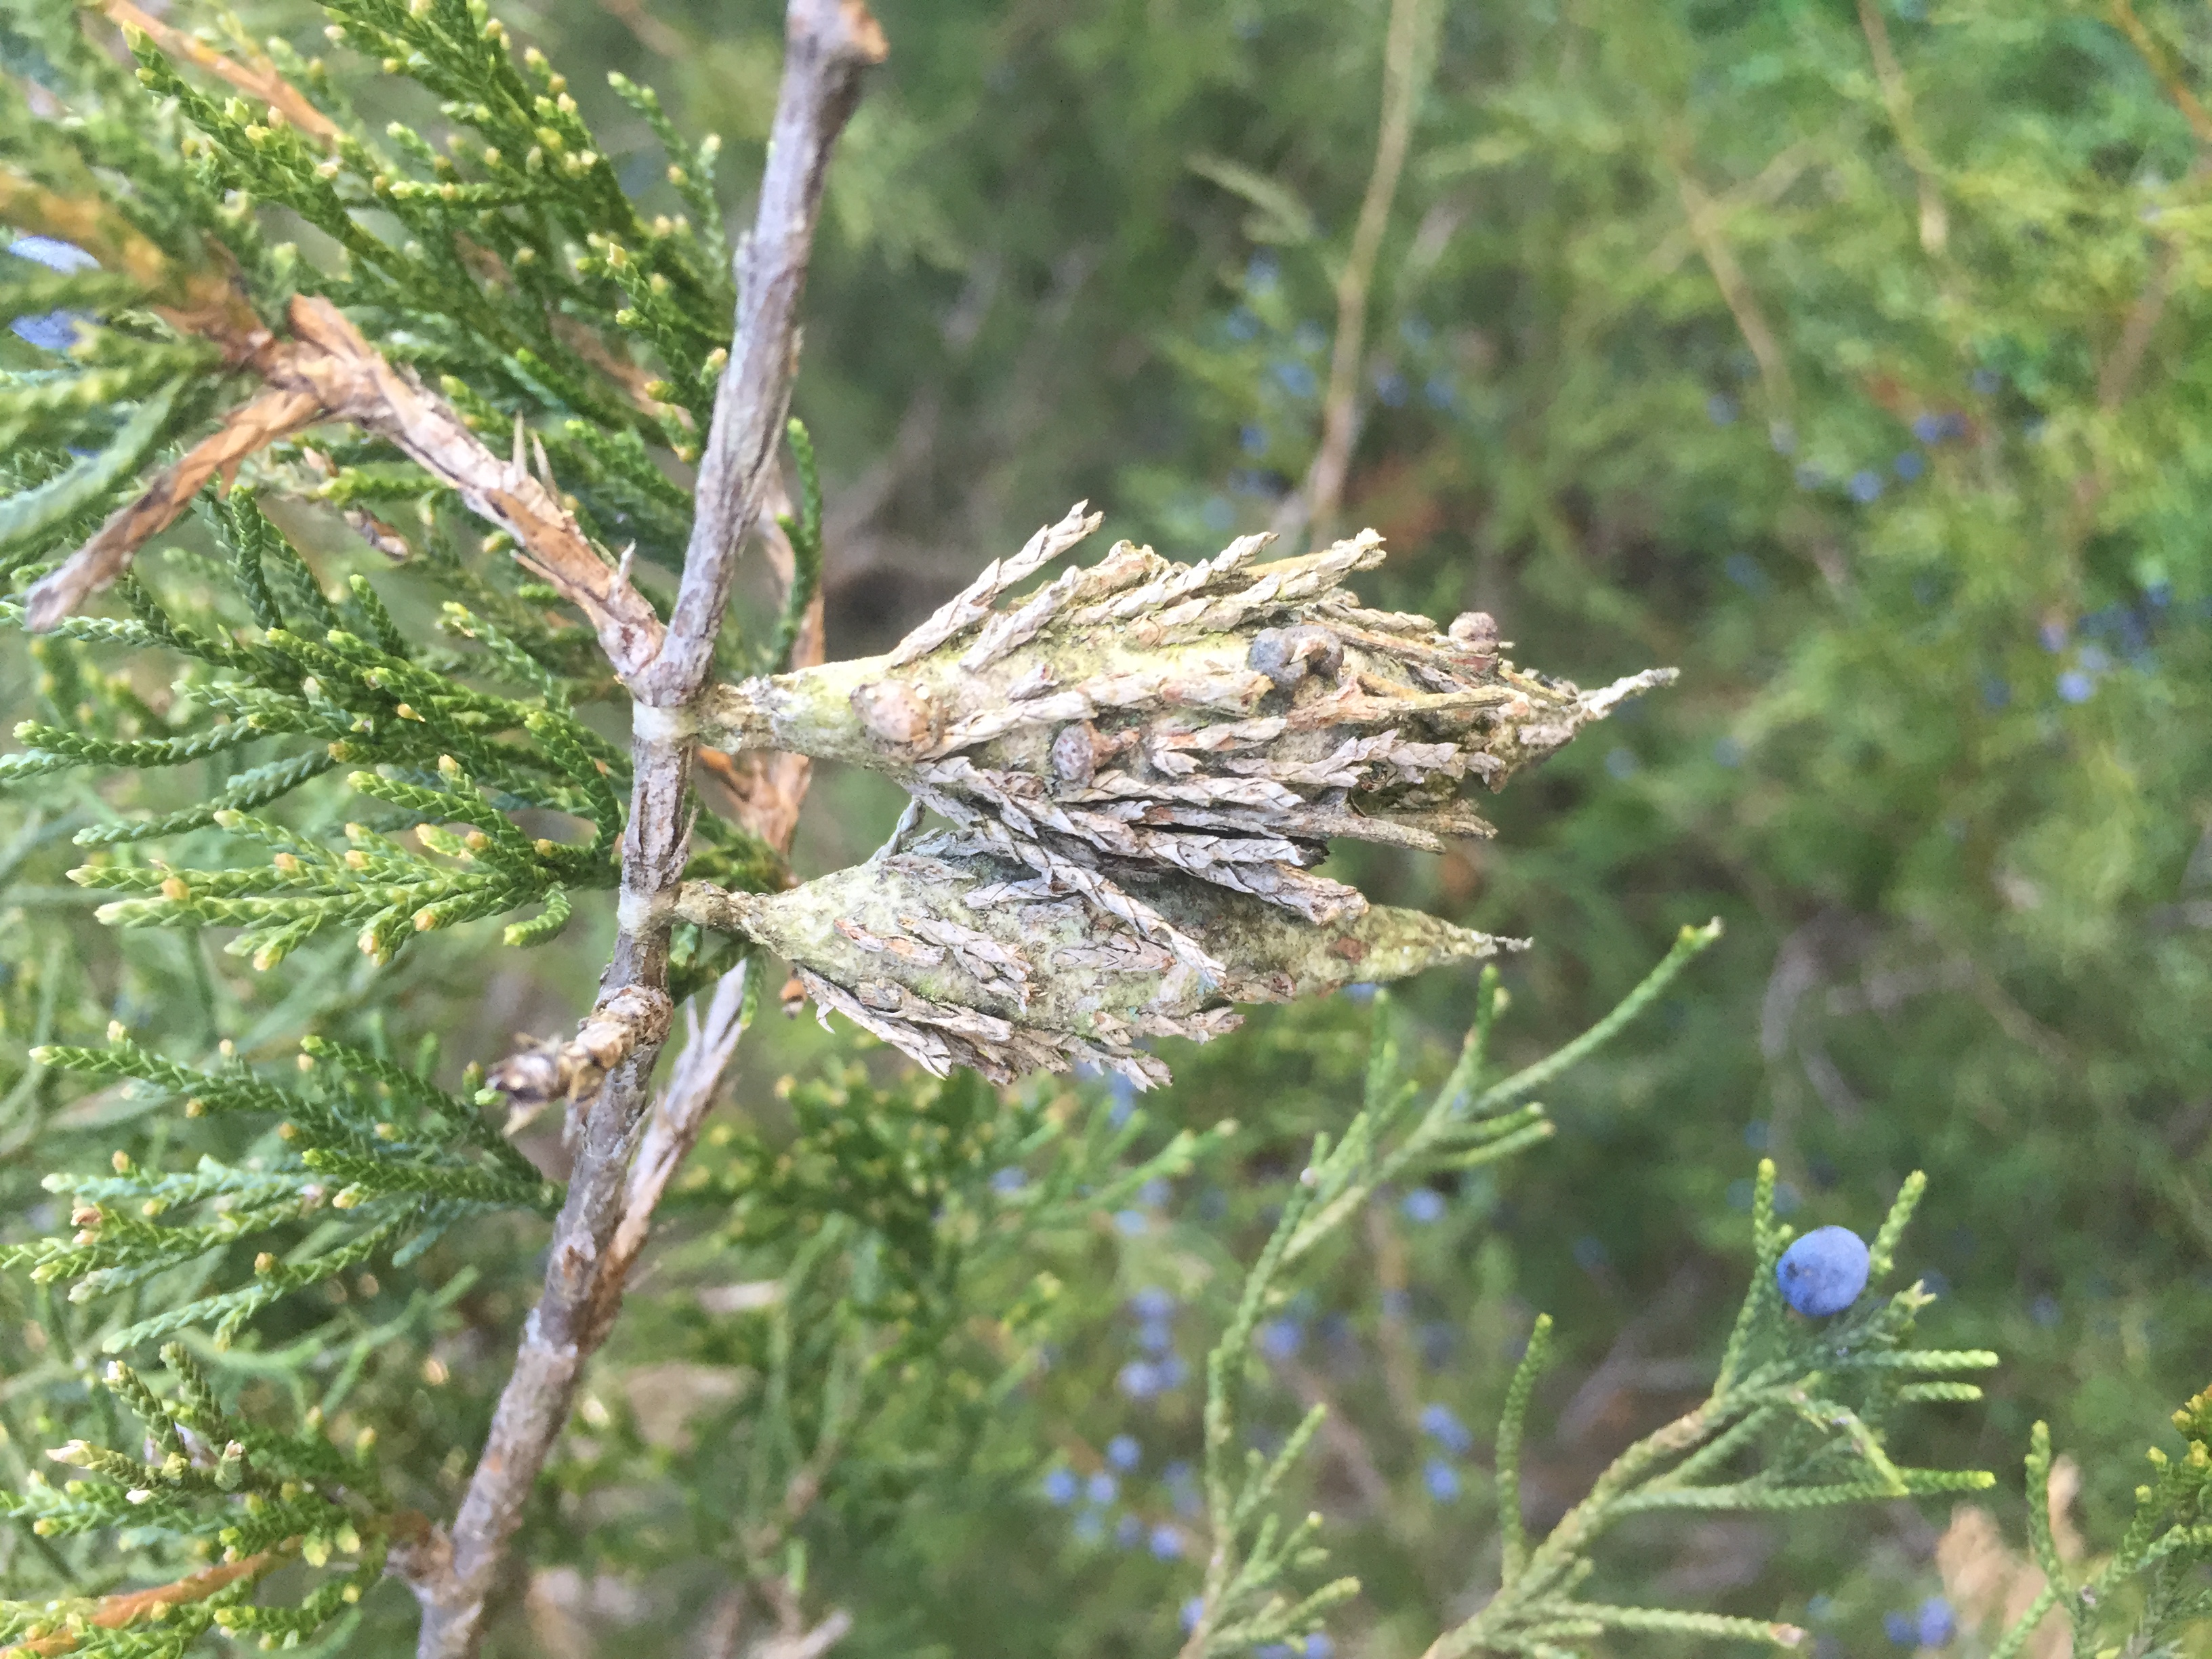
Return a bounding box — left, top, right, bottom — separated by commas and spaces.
609, 1065, 1247, 1590
5, 0, 2212, 1656
0, 0, 743, 572
693, 1059, 1235, 1346
0, 453, 794, 977
0, 0, 797, 985
1168, 945, 1999, 1659
1980, 1387, 2212, 1659
1, 1028, 552, 1351
0, 489, 642, 970
1, 1341, 399, 1656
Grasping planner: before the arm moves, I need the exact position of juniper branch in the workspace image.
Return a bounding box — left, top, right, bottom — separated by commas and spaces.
0, 1549, 283, 1658
399, 9, 881, 1653
20, 290, 665, 676
640, 0, 886, 703
1496, 1313, 1553, 1586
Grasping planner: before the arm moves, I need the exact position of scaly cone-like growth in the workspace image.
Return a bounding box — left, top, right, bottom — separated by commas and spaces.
698, 504, 1672, 979
678, 833, 1518, 1087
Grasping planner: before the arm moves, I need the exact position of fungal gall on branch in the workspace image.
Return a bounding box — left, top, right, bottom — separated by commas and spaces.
693, 504, 1671, 1066
678, 838, 1518, 1087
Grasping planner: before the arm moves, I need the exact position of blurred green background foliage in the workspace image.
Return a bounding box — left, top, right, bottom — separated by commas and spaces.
4, 0, 2212, 1653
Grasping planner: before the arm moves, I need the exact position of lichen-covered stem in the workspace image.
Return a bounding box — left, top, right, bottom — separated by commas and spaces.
697, 657, 888, 763
640, 0, 887, 703
405, 5, 880, 1654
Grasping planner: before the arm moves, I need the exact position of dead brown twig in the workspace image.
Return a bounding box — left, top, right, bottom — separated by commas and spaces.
1275, 0, 1441, 548
2106, 0, 2212, 146
1670, 155, 1796, 413
0, 1549, 281, 1657
22, 387, 325, 630
24, 294, 667, 678
98, 0, 341, 145
1855, 0, 1948, 255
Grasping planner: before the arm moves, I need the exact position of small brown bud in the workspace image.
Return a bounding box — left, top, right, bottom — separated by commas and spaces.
851, 679, 939, 749
1050, 721, 1108, 786
1448, 611, 1500, 658
1247, 624, 1343, 691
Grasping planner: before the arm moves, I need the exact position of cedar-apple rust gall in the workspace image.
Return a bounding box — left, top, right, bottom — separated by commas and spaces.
681, 506, 1674, 1088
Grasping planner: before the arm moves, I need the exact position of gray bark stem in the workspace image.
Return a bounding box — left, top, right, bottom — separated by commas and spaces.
642, 0, 888, 706
404, 5, 881, 1653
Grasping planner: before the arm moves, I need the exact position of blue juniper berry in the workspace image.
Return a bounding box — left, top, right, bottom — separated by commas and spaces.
1917, 1596, 1956, 1646
1884, 1597, 1954, 1647
1776, 1225, 1870, 1317
1423, 1457, 1462, 1500
1118, 1361, 1162, 1399
1130, 1287, 1176, 1322
1418, 1402, 1474, 1456
7, 236, 96, 351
